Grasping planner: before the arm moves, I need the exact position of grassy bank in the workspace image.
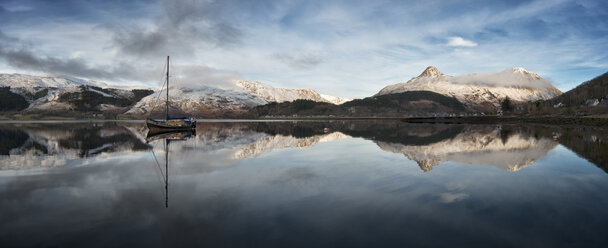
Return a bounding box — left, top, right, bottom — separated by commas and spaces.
0, 114, 79, 121
403, 115, 608, 126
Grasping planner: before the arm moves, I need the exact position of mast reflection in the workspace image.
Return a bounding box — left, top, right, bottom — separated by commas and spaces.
147, 129, 196, 208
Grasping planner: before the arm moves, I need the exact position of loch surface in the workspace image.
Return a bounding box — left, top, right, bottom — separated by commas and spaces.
1, 120, 607, 247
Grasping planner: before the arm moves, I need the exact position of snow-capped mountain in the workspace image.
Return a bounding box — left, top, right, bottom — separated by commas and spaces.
236, 80, 351, 105
125, 85, 268, 118
0, 74, 152, 113
0, 73, 136, 90
127, 80, 350, 117
0, 73, 349, 117
376, 66, 562, 109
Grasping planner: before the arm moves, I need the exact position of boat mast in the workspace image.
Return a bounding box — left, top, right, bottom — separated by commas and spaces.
166, 56, 170, 120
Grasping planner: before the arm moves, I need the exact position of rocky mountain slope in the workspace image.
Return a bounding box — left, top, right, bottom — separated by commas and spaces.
376, 66, 562, 111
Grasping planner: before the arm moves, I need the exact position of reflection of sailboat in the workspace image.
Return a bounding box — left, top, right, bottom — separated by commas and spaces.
146, 56, 196, 135
148, 130, 196, 208
146, 129, 196, 143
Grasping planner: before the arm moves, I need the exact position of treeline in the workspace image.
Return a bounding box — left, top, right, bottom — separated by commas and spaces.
525, 72, 608, 115
248, 91, 467, 117
57, 86, 153, 112
0, 85, 154, 114
552, 72, 608, 106
0, 87, 29, 111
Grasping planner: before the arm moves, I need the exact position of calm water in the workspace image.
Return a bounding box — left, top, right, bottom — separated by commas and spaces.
1, 120, 608, 247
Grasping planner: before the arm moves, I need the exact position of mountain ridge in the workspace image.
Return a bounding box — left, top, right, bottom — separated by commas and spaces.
376, 66, 562, 111
0, 73, 350, 118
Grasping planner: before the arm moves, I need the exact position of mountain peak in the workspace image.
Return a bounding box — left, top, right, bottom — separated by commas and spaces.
509, 67, 541, 80
511, 67, 527, 73
418, 66, 444, 78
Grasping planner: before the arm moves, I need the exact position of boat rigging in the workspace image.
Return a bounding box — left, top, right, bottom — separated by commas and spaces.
146, 56, 196, 134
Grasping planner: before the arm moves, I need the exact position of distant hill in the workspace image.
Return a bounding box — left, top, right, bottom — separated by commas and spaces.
249, 90, 467, 117
549, 72, 608, 106
344, 90, 465, 111
526, 72, 608, 115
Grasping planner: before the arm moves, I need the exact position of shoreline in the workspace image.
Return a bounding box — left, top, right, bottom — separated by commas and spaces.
402, 116, 608, 126
1, 115, 607, 126
0, 117, 402, 123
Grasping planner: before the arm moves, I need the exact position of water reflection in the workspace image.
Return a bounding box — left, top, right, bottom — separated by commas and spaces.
0, 121, 607, 172
0, 122, 149, 170
1, 121, 608, 247
146, 130, 196, 208
373, 126, 558, 171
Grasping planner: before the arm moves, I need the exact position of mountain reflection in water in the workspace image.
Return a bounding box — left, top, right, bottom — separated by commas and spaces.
1, 121, 606, 172
1, 120, 608, 247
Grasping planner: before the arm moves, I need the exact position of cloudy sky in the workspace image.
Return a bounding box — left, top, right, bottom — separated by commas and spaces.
0, 0, 606, 98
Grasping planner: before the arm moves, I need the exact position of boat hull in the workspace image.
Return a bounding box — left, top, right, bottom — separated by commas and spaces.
146, 118, 196, 135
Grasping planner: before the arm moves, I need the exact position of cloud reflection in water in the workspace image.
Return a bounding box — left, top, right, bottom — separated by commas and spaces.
0, 121, 607, 247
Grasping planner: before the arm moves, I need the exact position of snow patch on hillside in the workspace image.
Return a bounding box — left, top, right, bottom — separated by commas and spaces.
0, 73, 141, 92
1, 73, 350, 116
236, 80, 350, 105
126, 86, 267, 116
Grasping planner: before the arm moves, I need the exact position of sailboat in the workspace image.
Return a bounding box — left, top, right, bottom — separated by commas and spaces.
146, 56, 196, 134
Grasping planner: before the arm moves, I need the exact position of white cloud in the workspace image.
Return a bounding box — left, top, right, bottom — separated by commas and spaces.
446, 36, 478, 47
451, 68, 555, 89
172, 65, 242, 91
